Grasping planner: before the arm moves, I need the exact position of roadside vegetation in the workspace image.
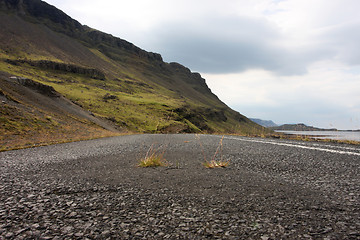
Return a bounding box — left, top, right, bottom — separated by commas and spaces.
196, 135, 230, 168
279, 134, 360, 145
202, 160, 230, 169
137, 144, 168, 167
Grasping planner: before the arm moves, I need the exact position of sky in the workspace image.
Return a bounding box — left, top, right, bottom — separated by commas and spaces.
45, 0, 360, 130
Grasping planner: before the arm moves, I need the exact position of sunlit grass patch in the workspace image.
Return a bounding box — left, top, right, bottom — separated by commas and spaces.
138, 144, 168, 167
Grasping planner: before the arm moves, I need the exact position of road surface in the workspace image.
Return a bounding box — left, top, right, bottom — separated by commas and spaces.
0, 134, 359, 239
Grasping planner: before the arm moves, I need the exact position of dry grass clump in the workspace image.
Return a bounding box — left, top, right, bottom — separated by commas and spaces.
196, 135, 230, 168
202, 159, 230, 168
138, 144, 167, 167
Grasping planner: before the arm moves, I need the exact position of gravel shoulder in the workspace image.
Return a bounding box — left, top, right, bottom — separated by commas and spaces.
0, 134, 359, 239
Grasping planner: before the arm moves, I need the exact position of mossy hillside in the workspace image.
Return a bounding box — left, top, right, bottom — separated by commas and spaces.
0, 90, 116, 151
1, 59, 194, 132
0, 1, 270, 136
7, 60, 259, 134
0, 104, 56, 134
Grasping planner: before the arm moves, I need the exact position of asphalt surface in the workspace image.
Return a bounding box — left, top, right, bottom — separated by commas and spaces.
0, 134, 359, 239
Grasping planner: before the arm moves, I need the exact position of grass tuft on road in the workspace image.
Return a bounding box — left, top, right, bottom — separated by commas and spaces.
203, 160, 230, 168
196, 135, 230, 168
138, 144, 167, 167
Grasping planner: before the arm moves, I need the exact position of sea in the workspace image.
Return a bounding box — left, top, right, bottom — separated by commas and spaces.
275, 130, 360, 142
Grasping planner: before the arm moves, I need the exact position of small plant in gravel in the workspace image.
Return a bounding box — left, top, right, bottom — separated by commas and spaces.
202, 159, 230, 168
138, 144, 168, 167
196, 135, 230, 168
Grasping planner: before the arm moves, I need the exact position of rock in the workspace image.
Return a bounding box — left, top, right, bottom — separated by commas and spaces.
103, 93, 118, 101
69, 212, 77, 217
5, 232, 14, 238
74, 232, 84, 237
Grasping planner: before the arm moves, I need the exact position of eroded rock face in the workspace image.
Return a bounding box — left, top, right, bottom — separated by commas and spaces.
173, 106, 228, 132
168, 62, 209, 89
34, 60, 106, 80
85, 30, 163, 62
6, 59, 106, 80
10, 76, 60, 97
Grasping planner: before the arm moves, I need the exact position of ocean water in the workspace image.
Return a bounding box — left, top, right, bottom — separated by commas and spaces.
276, 130, 360, 142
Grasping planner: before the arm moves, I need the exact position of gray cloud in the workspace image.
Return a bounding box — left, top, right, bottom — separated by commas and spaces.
320, 22, 360, 66
148, 15, 324, 75
233, 98, 358, 130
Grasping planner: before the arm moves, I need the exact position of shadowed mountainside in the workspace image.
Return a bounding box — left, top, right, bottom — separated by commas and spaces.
250, 118, 278, 128
0, 0, 270, 149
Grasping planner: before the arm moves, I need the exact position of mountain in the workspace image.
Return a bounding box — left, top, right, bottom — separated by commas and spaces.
271, 123, 337, 131
0, 0, 269, 150
250, 118, 278, 128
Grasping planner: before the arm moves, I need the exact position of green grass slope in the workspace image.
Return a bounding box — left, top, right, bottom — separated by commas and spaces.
0, 0, 270, 141
0, 71, 119, 151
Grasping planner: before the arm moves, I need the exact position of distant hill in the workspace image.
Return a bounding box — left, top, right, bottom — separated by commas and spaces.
0, 0, 270, 149
250, 118, 278, 128
271, 123, 337, 131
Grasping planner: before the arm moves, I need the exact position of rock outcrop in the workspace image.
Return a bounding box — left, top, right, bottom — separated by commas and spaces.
6, 59, 105, 80
9, 76, 60, 97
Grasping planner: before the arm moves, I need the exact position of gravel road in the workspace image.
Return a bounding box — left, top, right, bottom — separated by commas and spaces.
0, 134, 359, 239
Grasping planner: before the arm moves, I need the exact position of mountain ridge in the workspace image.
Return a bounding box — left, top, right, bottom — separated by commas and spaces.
250, 118, 278, 128
0, 0, 270, 149
0, 0, 221, 106
271, 123, 338, 131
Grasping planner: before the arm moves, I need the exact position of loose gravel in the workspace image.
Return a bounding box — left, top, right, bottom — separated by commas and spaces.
0, 134, 359, 239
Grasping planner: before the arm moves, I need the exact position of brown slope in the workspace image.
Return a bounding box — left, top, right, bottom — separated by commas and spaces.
0, 13, 117, 75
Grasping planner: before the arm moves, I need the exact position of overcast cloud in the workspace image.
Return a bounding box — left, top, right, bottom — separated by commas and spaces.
147, 15, 319, 75
46, 0, 360, 129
